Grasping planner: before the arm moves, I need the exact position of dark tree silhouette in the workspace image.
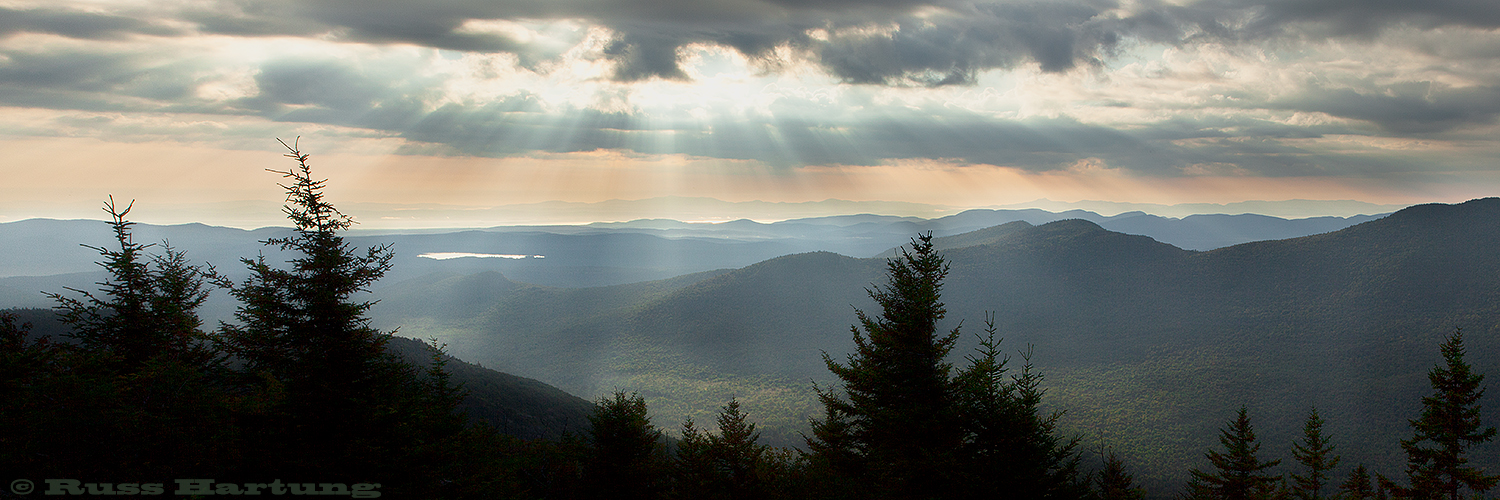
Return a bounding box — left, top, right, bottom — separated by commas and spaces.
1186, 406, 1283, 500
955, 314, 1086, 498
1290, 407, 1340, 500
49, 197, 217, 368
808, 232, 963, 499
217, 139, 459, 492
6, 198, 232, 481
674, 399, 774, 500
809, 234, 1086, 500
585, 391, 668, 499
1340, 464, 1377, 500
1097, 446, 1147, 500
1391, 328, 1498, 500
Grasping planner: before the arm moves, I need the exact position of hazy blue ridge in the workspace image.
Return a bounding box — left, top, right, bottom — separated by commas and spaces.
363, 198, 1497, 494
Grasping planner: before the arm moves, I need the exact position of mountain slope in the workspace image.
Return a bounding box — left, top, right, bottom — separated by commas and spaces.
376, 198, 1500, 493
4, 308, 595, 441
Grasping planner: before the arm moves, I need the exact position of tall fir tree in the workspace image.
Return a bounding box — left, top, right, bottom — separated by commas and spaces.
585, 391, 668, 500
49, 197, 217, 368
676, 418, 719, 499
673, 399, 773, 500
1341, 465, 1376, 500
1393, 328, 1498, 500
955, 314, 1086, 499
808, 232, 963, 500
1097, 446, 1147, 500
709, 399, 769, 499
1290, 407, 1340, 500
217, 139, 459, 492
29, 198, 233, 480
1187, 406, 1283, 500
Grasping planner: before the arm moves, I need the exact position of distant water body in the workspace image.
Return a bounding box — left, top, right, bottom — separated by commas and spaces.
418, 252, 544, 260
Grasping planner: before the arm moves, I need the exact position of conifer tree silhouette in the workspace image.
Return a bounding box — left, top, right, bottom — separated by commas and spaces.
1186, 406, 1283, 500
1290, 407, 1340, 500
1391, 329, 1498, 500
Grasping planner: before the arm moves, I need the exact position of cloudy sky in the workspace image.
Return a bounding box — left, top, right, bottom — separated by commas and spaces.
2, 0, 1498, 227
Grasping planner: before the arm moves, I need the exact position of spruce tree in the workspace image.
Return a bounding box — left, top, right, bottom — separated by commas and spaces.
1187, 406, 1283, 500
710, 399, 769, 499
49, 197, 217, 368
1340, 464, 1376, 500
1097, 447, 1147, 500
34, 198, 231, 479
675, 418, 718, 499
673, 399, 772, 500
956, 316, 1086, 498
586, 391, 668, 499
1290, 407, 1340, 500
1395, 328, 1498, 500
808, 232, 963, 499
217, 139, 453, 490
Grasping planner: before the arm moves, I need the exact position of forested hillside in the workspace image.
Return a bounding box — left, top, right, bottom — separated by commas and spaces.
373, 198, 1500, 492
3, 140, 1492, 497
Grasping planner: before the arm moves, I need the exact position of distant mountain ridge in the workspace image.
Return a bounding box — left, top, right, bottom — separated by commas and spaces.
1, 207, 1383, 293
364, 198, 1498, 493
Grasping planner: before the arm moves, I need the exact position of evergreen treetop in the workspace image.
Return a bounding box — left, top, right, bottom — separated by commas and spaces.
219, 138, 396, 394
1187, 406, 1283, 500
586, 391, 667, 499
810, 232, 963, 499
1396, 328, 1498, 500
1290, 407, 1340, 500
1341, 464, 1376, 500
49, 197, 217, 368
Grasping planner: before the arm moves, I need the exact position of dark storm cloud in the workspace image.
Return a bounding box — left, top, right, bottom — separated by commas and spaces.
7, 0, 1500, 179
1271, 83, 1500, 134
0, 47, 209, 113
164, 0, 1139, 83
1240, 0, 1500, 38
0, 6, 183, 40
25, 0, 1494, 85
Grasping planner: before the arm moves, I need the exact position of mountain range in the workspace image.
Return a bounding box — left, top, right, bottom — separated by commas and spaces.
360, 199, 1499, 493
5, 201, 1494, 495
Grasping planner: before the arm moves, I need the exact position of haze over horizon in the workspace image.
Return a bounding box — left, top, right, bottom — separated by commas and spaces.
3, 0, 1498, 228
0, 195, 1413, 230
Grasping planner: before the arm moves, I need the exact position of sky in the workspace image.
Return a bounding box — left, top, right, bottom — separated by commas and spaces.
1, 0, 1498, 228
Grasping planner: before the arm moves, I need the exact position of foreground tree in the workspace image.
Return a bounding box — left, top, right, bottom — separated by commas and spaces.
809, 234, 1087, 499
5, 199, 233, 481
49, 197, 217, 368
675, 399, 787, 500
808, 233, 964, 499
585, 391, 668, 499
1392, 329, 1498, 500
1097, 446, 1147, 500
1290, 408, 1340, 500
1340, 465, 1377, 500
1186, 406, 1283, 500
955, 314, 1086, 498
217, 139, 462, 492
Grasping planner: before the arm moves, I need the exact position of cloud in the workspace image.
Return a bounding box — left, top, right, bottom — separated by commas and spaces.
14, 0, 1500, 86
0, 6, 183, 40
5, 0, 1500, 185
0, 47, 209, 112
1241, 0, 1500, 39
1271, 82, 1500, 134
